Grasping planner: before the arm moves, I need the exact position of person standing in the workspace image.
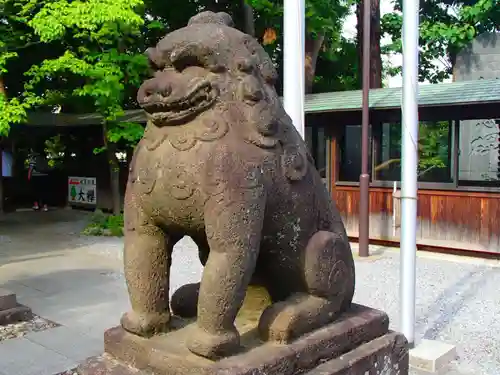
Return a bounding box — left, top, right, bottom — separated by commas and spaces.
27, 150, 49, 212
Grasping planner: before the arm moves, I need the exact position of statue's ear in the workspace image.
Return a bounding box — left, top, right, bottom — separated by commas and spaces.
146, 47, 164, 70
188, 11, 234, 28
215, 12, 235, 27
242, 37, 278, 86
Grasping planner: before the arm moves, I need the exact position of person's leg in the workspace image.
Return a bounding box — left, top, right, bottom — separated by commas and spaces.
38, 176, 49, 211
31, 177, 39, 210
31, 176, 48, 211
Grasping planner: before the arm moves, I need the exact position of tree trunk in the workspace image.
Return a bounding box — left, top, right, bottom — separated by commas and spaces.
242, 1, 255, 36
305, 34, 325, 94
103, 122, 121, 215
356, 0, 383, 89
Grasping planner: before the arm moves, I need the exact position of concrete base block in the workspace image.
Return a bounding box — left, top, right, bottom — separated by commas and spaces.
409, 339, 456, 373
78, 304, 405, 375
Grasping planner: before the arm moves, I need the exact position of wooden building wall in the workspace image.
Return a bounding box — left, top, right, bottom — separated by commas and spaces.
332, 186, 500, 253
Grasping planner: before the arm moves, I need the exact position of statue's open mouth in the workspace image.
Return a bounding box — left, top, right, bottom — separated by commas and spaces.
141, 80, 218, 125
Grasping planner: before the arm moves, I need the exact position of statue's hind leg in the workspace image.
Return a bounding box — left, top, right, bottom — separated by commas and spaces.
170, 234, 209, 318
258, 231, 355, 343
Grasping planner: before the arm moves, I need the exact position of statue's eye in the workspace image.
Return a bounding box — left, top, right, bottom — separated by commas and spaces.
171, 54, 205, 71
170, 43, 213, 71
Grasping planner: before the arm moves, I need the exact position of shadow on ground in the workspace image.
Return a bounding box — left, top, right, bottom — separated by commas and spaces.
0, 209, 107, 266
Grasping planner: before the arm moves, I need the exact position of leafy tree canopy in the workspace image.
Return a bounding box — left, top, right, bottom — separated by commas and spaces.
0, 0, 359, 138
5, 0, 494, 139
0, 0, 147, 143
382, 0, 500, 83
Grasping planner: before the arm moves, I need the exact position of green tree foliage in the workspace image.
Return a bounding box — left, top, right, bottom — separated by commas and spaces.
0, 0, 148, 142
27, 0, 148, 144
0, 0, 354, 139
382, 0, 500, 83
246, 0, 356, 93
0, 0, 41, 135
141, 0, 357, 93
247, 0, 349, 38
44, 134, 66, 168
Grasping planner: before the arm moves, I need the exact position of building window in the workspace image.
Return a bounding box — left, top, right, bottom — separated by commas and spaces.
458, 118, 500, 187
338, 125, 372, 182
305, 125, 327, 178
374, 120, 453, 183
316, 127, 327, 178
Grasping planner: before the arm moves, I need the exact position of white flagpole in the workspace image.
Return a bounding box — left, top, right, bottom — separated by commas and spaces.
283, 0, 306, 139
400, 0, 420, 347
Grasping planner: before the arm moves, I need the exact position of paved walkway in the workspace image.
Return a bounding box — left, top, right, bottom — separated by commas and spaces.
0, 210, 499, 375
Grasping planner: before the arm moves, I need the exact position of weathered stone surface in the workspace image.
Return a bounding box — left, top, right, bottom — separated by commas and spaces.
77, 305, 390, 375
305, 331, 409, 375
78, 354, 143, 375
454, 32, 500, 81
121, 9, 355, 360
0, 288, 17, 311
0, 304, 33, 325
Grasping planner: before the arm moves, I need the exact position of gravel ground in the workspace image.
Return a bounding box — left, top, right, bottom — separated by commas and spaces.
351, 247, 500, 375
0, 315, 59, 342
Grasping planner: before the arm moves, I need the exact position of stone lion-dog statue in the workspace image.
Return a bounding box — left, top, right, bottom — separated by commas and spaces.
121, 10, 355, 360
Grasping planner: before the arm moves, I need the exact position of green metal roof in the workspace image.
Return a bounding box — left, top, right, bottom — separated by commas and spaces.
304, 78, 500, 113
24, 78, 500, 126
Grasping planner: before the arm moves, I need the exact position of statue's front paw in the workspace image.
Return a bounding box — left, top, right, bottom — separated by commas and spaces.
120, 310, 171, 337
186, 325, 240, 360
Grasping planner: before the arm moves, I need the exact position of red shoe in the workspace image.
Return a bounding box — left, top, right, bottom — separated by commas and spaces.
32, 202, 40, 211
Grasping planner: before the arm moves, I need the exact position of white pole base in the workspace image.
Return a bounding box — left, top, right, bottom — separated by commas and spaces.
409, 339, 456, 373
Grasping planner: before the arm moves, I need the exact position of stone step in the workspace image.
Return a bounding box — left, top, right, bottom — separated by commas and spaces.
0, 288, 17, 311
0, 304, 33, 326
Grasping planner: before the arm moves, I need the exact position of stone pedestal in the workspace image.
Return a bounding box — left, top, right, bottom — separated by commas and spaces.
0, 288, 32, 325
77, 304, 408, 375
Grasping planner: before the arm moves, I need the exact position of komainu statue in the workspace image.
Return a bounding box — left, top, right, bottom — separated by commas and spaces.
122, 10, 355, 360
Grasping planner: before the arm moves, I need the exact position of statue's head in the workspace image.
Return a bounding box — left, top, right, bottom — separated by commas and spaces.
137, 11, 283, 132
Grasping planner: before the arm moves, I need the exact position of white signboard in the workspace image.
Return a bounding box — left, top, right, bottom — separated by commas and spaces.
68, 176, 97, 206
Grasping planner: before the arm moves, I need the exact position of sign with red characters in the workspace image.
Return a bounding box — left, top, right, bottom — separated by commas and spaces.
68, 176, 97, 206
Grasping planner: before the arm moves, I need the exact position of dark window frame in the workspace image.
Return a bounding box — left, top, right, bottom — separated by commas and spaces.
333, 119, 500, 193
